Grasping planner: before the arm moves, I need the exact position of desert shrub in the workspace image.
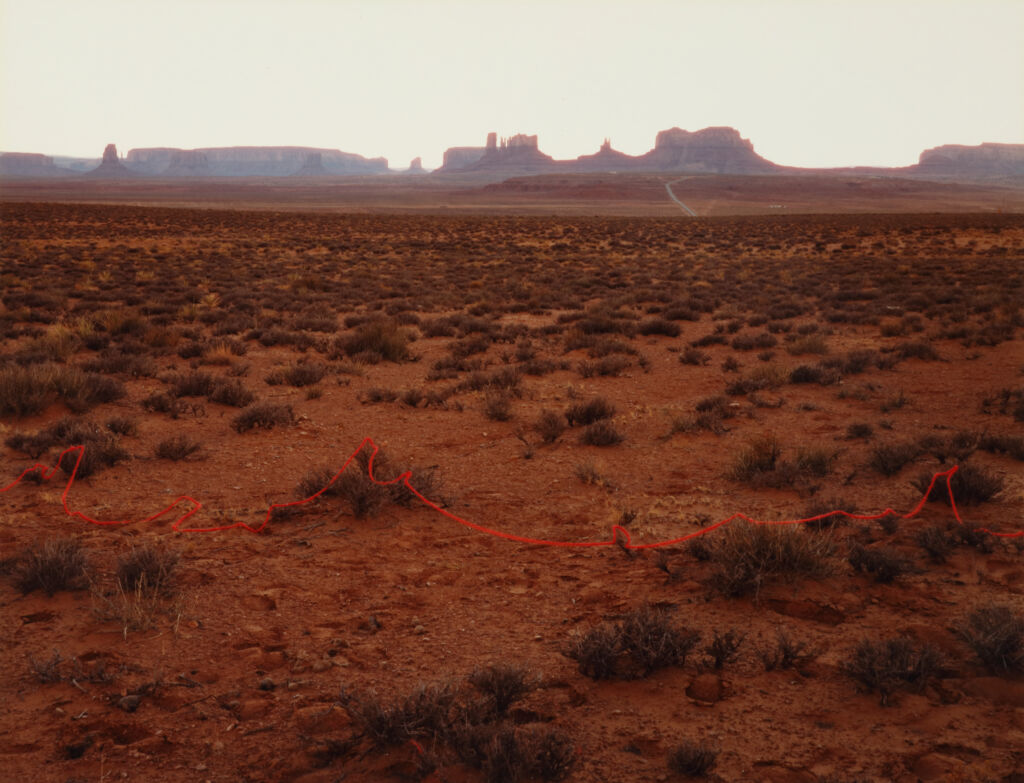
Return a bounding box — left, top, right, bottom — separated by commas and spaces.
978, 433, 1024, 461
14, 538, 89, 595
638, 317, 681, 337
577, 355, 630, 378
801, 497, 854, 531
868, 442, 919, 476
847, 544, 909, 584
154, 435, 202, 461
911, 462, 1004, 506
957, 604, 1024, 673
340, 681, 456, 748
917, 431, 979, 463
535, 410, 567, 444
915, 525, 954, 563
331, 470, 390, 518
565, 397, 615, 427
231, 402, 295, 433
725, 365, 786, 395
786, 335, 829, 355
679, 347, 710, 366
895, 340, 940, 361
141, 391, 187, 417
706, 522, 834, 597
0, 364, 126, 416
841, 637, 941, 705
566, 624, 621, 680
207, 378, 256, 407
703, 629, 745, 669
729, 435, 781, 482
667, 740, 718, 777
483, 391, 514, 422
568, 605, 700, 680
362, 387, 399, 404
105, 416, 138, 436
9, 418, 130, 478
468, 664, 535, 715
730, 331, 777, 351
845, 422, 873, 440
170, 371, 216, 398
116, 545, 179, 595
265, 362, 327, 387
788, 363, 828, 384
759, 630, 816, 672
337, 318, 412, 363
580, 420, 624, 446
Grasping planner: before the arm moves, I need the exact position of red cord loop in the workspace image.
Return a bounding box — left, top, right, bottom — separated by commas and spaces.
2, 438, 1019, 541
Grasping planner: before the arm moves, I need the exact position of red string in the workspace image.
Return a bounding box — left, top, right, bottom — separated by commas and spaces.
2, 437, 1019, 542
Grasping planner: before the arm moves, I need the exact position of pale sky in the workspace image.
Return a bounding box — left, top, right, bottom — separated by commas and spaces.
1, 0, 1021, 170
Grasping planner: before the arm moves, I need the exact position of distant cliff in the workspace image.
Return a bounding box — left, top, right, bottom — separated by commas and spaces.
439, 127, 777, 175
0, 152, 68, 178
916, 142, 1024, 178
125, 146, 388, 176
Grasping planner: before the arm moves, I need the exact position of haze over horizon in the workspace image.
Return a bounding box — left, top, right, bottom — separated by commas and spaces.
1, 0, 1021, 171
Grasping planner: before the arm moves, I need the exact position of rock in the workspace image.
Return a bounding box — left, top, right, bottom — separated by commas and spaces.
237, 699, 271, 720
258, 677, 276, 691
86, 143, 137, 178
912, 752, 965, 780
686, 673, 723, 704
118, 695, 142, 713
408, 157, 424, 173
294, 704, 351, 734
962, 677, 1024, 707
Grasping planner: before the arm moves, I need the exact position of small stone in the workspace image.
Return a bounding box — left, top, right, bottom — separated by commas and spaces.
413, 625, 427, 635
118, 695, 142, 713
686, 673, 723, 704
258, 677, 275, 691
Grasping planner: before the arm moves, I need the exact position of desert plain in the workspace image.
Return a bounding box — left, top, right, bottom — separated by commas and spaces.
1, 179, 1023, 783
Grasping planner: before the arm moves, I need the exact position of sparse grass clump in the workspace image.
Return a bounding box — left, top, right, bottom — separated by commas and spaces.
847, 544, 909, 584
957, 604, 1024, 674
116, 544, 179, 595
14, 538, 89, 595
468, 664, 536, 715
911, 462, 1004, 505
564, 397, 615, 427
567, 604, 700, 680
231, 402, 295, 432
705, 522, 834, 597
667, 740, 718, 777
534, 409, 567, 444
337, 318, 412, 363
841, 637, 941, 705
154, 435, 202, 461
579, 419, 624, 446
868, 442, 919, 476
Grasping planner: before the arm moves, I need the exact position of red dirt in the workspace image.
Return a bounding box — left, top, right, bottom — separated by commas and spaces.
1, 202, 1023, 782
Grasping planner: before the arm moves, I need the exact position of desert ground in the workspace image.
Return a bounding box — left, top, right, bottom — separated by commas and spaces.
1, 198, 1023, 782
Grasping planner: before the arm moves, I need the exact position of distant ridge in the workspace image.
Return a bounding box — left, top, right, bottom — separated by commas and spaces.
125, 145, 388, 176
437, 126, 777, 176
2, 131, 1023, 181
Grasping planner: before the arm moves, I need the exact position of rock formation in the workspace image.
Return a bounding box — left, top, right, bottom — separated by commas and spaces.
915, 142, 1024, 178
408, 157, 425, 174
124, 146, 388, 176
0, 152, 67, 178
291, 152, 329, 177
85, 144, 137, 178
439, 127, 777, 176
635, 127, 776, 174
438, 132, 553, 173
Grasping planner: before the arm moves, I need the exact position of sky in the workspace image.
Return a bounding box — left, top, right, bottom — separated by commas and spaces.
1, 0, 1022, 170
